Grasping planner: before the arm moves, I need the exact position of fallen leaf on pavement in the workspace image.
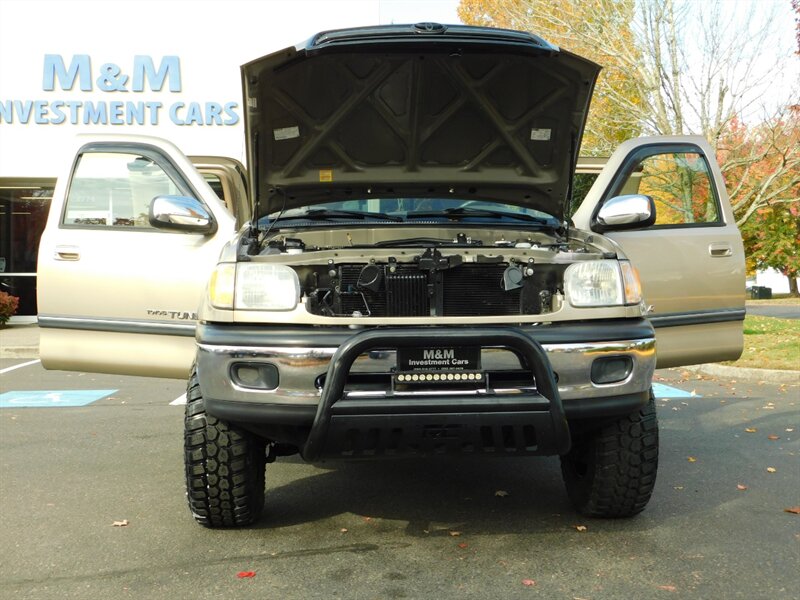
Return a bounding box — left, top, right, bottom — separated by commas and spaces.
575, 525, 588, 532
111, 520, 129, 527
784, 507, 800, 514
521, 579, 536, 587
767, 435, 780, 441
658, 585, 677, 592
767, 467, 777, 473
495, 490, 509, 497
457, 542, 469, 549
236, 571, 256, 579
745, 428, 757, 433
449, 531, 462, 537
737, 484, 748, 491
687, 456, 697, 462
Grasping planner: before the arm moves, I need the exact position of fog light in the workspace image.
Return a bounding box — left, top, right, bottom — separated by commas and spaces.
591, 357, 633, 385
231, 363, 279, 390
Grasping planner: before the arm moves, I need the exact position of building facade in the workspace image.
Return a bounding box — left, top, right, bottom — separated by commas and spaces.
0, 0, 461, 319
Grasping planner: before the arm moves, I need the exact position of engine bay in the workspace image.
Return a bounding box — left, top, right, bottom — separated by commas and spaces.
249, 227, 614, 318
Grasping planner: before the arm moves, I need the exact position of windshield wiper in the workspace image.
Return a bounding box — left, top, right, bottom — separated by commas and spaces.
406, 207, 557, 225
371, 236, 483, 248
273, 208, 403, 222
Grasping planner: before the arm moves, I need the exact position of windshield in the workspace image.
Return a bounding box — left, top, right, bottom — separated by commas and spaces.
260, 198, 560, 227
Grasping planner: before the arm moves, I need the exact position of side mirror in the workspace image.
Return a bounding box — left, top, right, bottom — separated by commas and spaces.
149, 195, 217, 234
593, 194, 656, 232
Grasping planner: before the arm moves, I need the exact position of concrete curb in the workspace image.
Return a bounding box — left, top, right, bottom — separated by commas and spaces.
685, 363, 799, 384
1, 347, 40, 359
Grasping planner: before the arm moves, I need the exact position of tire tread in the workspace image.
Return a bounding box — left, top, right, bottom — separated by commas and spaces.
561, 390, 659, 518
183, 369, 265, 528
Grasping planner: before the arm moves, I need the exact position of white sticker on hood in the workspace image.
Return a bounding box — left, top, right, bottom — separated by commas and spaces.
274, 126, 300, 141
530, 128, 552, 141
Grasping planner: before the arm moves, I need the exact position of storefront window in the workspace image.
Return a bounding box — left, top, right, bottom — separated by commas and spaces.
0, 179, 55, 316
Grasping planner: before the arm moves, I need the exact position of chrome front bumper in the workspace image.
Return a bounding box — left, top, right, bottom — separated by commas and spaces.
195, 329, 656, 408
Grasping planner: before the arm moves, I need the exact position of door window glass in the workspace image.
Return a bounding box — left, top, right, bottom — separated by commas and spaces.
618, 152, 719, 225
64, 152, 181, 227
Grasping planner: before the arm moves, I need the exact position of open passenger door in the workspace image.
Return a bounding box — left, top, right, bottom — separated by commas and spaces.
37, 136, 237, 378
572, 136, 745, 368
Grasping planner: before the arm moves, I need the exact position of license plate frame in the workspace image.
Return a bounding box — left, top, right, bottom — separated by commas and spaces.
397, 346, 481, 372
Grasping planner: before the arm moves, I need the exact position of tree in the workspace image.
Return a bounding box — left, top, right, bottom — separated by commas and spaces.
794, 0, 800, 54
459, 0, 794, 145
732, 107, 800, 295
459, 0, 799, 286
742, 202, 800, 296
716, 108, 800, 228
458, 0, 644, 155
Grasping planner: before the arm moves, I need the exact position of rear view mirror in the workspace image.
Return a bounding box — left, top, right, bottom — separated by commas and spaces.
593, 194, 655, 232
149, 195, 217, 234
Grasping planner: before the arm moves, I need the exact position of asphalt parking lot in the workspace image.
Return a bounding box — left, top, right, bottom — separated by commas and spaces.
1, 358, 798, 599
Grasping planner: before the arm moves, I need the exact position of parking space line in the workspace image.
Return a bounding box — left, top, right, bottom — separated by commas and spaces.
170, 393, 187, 406
0, 359, 41, 375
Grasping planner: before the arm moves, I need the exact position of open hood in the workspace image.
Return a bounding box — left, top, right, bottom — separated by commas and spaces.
242, 23, 600, 221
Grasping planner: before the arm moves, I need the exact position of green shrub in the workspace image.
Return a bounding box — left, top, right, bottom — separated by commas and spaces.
0, 291, 19, 325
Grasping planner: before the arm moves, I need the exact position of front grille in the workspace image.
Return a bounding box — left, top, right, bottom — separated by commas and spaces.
337, 265, 385, 316
443, 264, 521, 316
330, 263, 528, 317
386, 271, 429, 316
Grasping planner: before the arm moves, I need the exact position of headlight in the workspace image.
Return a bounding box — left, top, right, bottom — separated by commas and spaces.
209, 263, 300, 311
236, 263, 300, 310
565, 260, 626, 307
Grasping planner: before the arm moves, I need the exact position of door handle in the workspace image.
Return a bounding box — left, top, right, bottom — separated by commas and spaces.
708, 242, 732, 257
54, 245, 80, 261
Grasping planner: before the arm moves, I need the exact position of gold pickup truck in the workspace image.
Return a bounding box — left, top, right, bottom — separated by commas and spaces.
37, 23, 745, 528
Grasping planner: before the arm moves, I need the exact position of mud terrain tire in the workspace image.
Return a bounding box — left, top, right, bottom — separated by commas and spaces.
561, 390, 659, 518
184, 368, 266, 527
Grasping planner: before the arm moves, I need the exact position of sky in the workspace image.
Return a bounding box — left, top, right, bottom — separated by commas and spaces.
0, 0, 796, 177
0, 0, 463, 175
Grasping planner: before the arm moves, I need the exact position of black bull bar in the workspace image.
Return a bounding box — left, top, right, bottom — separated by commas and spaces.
301, 327, 571, 460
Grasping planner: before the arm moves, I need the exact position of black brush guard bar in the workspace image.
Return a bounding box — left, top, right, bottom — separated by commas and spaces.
301, 327, 571, 460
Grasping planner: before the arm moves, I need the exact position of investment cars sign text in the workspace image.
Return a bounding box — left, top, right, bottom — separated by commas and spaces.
0, 55, 239, 126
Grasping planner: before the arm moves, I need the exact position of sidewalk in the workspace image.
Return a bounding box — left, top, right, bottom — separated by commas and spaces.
0, 323, 40, 359
1, 322, 797, 383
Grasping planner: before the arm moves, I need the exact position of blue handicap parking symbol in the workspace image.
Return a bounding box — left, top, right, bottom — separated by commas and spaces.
652, 382, 700, 399
0, 390, 118, 408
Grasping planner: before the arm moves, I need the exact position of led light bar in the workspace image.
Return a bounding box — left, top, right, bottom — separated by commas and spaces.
394, 371, 485, 384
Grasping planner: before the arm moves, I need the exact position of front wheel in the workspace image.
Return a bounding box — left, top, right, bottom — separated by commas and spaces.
184, 368, 266, 527
560, 390, 659, 518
